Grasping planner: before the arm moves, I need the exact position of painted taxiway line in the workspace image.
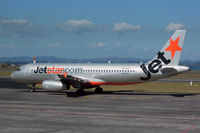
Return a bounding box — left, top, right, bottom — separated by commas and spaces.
181, 126, 196, 133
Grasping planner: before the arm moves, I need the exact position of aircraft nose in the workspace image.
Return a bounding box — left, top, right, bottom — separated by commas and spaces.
10, 71, 16, 80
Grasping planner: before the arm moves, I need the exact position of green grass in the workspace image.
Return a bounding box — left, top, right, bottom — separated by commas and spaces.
101, 82, 200, 94
169, 72, 200, 79
0, 71, 11, 76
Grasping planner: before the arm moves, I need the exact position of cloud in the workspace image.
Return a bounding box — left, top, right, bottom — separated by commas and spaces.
166, 23, 185, 31
47, 43, 61, 47
0, 44, 14, 49
89, 42, 107, 48
0, 18, 27, 24
0, 17, 48, 37
113, 22, 141, 32
55, 19, 97, 34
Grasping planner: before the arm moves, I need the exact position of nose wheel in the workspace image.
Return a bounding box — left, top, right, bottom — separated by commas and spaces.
30, 83, 36, 92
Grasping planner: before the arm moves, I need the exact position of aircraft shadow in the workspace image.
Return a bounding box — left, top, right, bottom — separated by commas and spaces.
7, 87, 199, 98
48, 90, 198, 98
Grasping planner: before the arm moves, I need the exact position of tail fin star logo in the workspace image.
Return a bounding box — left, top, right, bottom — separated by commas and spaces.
165, 36, 182, 59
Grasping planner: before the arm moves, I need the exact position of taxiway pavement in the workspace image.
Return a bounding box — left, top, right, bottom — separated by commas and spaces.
0, 77, 199, 133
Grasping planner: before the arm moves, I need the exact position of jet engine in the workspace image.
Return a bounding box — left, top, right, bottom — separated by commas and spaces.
42, 80, 66, 91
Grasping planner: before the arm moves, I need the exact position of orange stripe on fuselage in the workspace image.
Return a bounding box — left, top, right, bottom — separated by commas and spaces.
89, 81, 141, 86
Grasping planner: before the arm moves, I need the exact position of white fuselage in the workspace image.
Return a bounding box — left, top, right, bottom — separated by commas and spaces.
11, 63, 189, 86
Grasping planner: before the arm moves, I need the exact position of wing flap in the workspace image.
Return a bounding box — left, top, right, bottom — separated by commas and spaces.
58, 74, 89, 83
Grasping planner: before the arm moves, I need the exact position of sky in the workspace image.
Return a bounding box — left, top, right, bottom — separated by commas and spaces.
0, 0, 200, 60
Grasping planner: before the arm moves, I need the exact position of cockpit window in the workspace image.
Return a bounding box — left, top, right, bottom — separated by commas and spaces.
17, 68, 21, 71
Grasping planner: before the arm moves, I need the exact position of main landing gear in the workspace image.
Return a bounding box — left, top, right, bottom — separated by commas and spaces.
30, 83, 36, 92
66, 82, 85, 96
95, 87, 103, 94
66, 86, 104, 97
76, 88, 85, 95
66, 88, 85, 97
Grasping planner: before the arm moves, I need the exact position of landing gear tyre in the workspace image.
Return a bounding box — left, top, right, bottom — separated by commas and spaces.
66, 91, 70, 97
95, 87, 103, 94
30, 83, 36, 92
76, 89, 85, 96
30, 88, 35, 92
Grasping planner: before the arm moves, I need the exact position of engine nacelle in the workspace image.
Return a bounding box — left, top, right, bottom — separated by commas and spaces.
42, 80, 66, 91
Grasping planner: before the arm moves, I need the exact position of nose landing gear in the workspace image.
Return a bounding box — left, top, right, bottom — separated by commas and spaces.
30, 83, 36, 92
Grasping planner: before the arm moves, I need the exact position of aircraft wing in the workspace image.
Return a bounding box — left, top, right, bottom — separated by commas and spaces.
58, 73, 90, 83
57, 72, 104, 86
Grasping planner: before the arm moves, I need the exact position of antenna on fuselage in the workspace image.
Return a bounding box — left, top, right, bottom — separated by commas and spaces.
33, 56, 36, 64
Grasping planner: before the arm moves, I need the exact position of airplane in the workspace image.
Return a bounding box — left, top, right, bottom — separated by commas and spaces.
11, 30, 190, 95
